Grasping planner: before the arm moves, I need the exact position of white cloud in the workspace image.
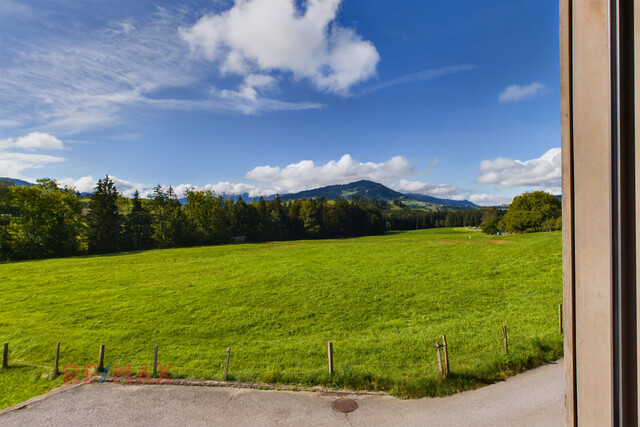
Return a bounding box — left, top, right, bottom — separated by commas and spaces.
477, 147, 561, 190
181, 0, 380, 96
59, 175, 149, 197
245, 154, 414, 193
58, 154, 468, 200
55, 154, 468, 201
0, 152, 65, 179
0, 132, 66, 179
174, 182, 276, 199
468, 193, 513, 206
0, 132, 65, 151
393, 179, 458, 197
498, 82, 547, 103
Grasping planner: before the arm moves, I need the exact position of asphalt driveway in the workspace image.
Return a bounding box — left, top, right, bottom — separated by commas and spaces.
0, 360, 563, 426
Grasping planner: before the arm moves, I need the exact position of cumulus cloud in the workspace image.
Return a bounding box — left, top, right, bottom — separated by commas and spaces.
0, 132, 65, 151
468, 193, 513, 207
181, 0, 380, 96
476, 147, 561, 190
0, 132, 66, 179
245, 154, 414, 193
498, 82, 547, 103
59, 175, 150, 197
173, 182, 276, 199
54, 154, 471, 202
393, 179, 458, 197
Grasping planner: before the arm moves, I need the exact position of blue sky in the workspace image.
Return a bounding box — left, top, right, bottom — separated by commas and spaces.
0, 0, 560, 205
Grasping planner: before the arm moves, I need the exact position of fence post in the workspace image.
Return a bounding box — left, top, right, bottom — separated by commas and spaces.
98, 345, 105, 372
54, 342, 60, 376
502, 326, 508, 355
435, 340, 443, 377
153, 345, 158, 377
224, 347, 231, 381
558, 303, 563, 334
2, 343, 8, 369
442, 335, 449, 379
327, 342, 334, 375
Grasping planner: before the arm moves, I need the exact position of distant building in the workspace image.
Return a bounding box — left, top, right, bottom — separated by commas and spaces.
230, 235, 246, 243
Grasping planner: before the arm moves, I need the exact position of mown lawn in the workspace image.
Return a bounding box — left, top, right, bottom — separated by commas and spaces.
0, 228, 562, 409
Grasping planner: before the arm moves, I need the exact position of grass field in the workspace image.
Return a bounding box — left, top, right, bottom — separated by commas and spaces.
0, 228, 562, 409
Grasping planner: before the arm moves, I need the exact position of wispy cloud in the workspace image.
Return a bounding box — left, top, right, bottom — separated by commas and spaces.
361, 64, 478, 95
498, 82, 547, 103
426, 158, 440, 168
0, 5, 327, 134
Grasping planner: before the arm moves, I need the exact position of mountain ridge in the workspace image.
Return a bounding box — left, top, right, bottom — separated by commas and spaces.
1, 177, 478, 208
277, 180, 477, 208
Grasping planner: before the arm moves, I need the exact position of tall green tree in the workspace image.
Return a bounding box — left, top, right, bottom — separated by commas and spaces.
124, 191, 154, 250
88, 175, 122, 253
152, 185, 191, 247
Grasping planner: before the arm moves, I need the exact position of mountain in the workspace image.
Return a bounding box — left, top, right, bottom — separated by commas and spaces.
2, 176, 477, 209
279, 180, 477, 209
280, 180, 404, 202
0, 177, 33, 187
405, 193, 478, 208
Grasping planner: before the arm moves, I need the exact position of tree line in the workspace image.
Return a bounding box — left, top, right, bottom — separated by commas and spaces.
2, 176, 387, 260
0, 177, 563, 261
0, 176, 496, 261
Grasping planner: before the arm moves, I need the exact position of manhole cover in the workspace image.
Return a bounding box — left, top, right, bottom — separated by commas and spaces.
332, 398, 358, 413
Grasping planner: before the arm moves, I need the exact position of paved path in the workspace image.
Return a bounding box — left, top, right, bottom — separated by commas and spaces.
0, 360, 563, 426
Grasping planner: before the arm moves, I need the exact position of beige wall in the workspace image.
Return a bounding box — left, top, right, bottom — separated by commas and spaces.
563, 0, 639, 424
561, 1, 615, 425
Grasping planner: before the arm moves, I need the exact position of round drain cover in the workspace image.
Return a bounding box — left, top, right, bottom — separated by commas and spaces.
332, 398, 358, 413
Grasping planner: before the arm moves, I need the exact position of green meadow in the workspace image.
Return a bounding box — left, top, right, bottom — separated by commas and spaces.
0, 228, 562, 409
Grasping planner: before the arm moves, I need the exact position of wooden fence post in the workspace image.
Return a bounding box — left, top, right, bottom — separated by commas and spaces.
153, 344, 158, 377
224, 347, 231, 381
327, 342, 334, 375
435, 340, 443, 377
502, 326, 508, 355
2, 343, 8, 369
54, 342, 60, 376
558, 303, 563, 334
442, 335, 449, 378
98, 345, 105, 372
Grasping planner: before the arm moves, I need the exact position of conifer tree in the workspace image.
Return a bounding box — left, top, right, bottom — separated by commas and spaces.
88, 175, 122, 253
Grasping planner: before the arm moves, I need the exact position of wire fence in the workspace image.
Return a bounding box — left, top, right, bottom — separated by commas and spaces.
1, 308, 564, 387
